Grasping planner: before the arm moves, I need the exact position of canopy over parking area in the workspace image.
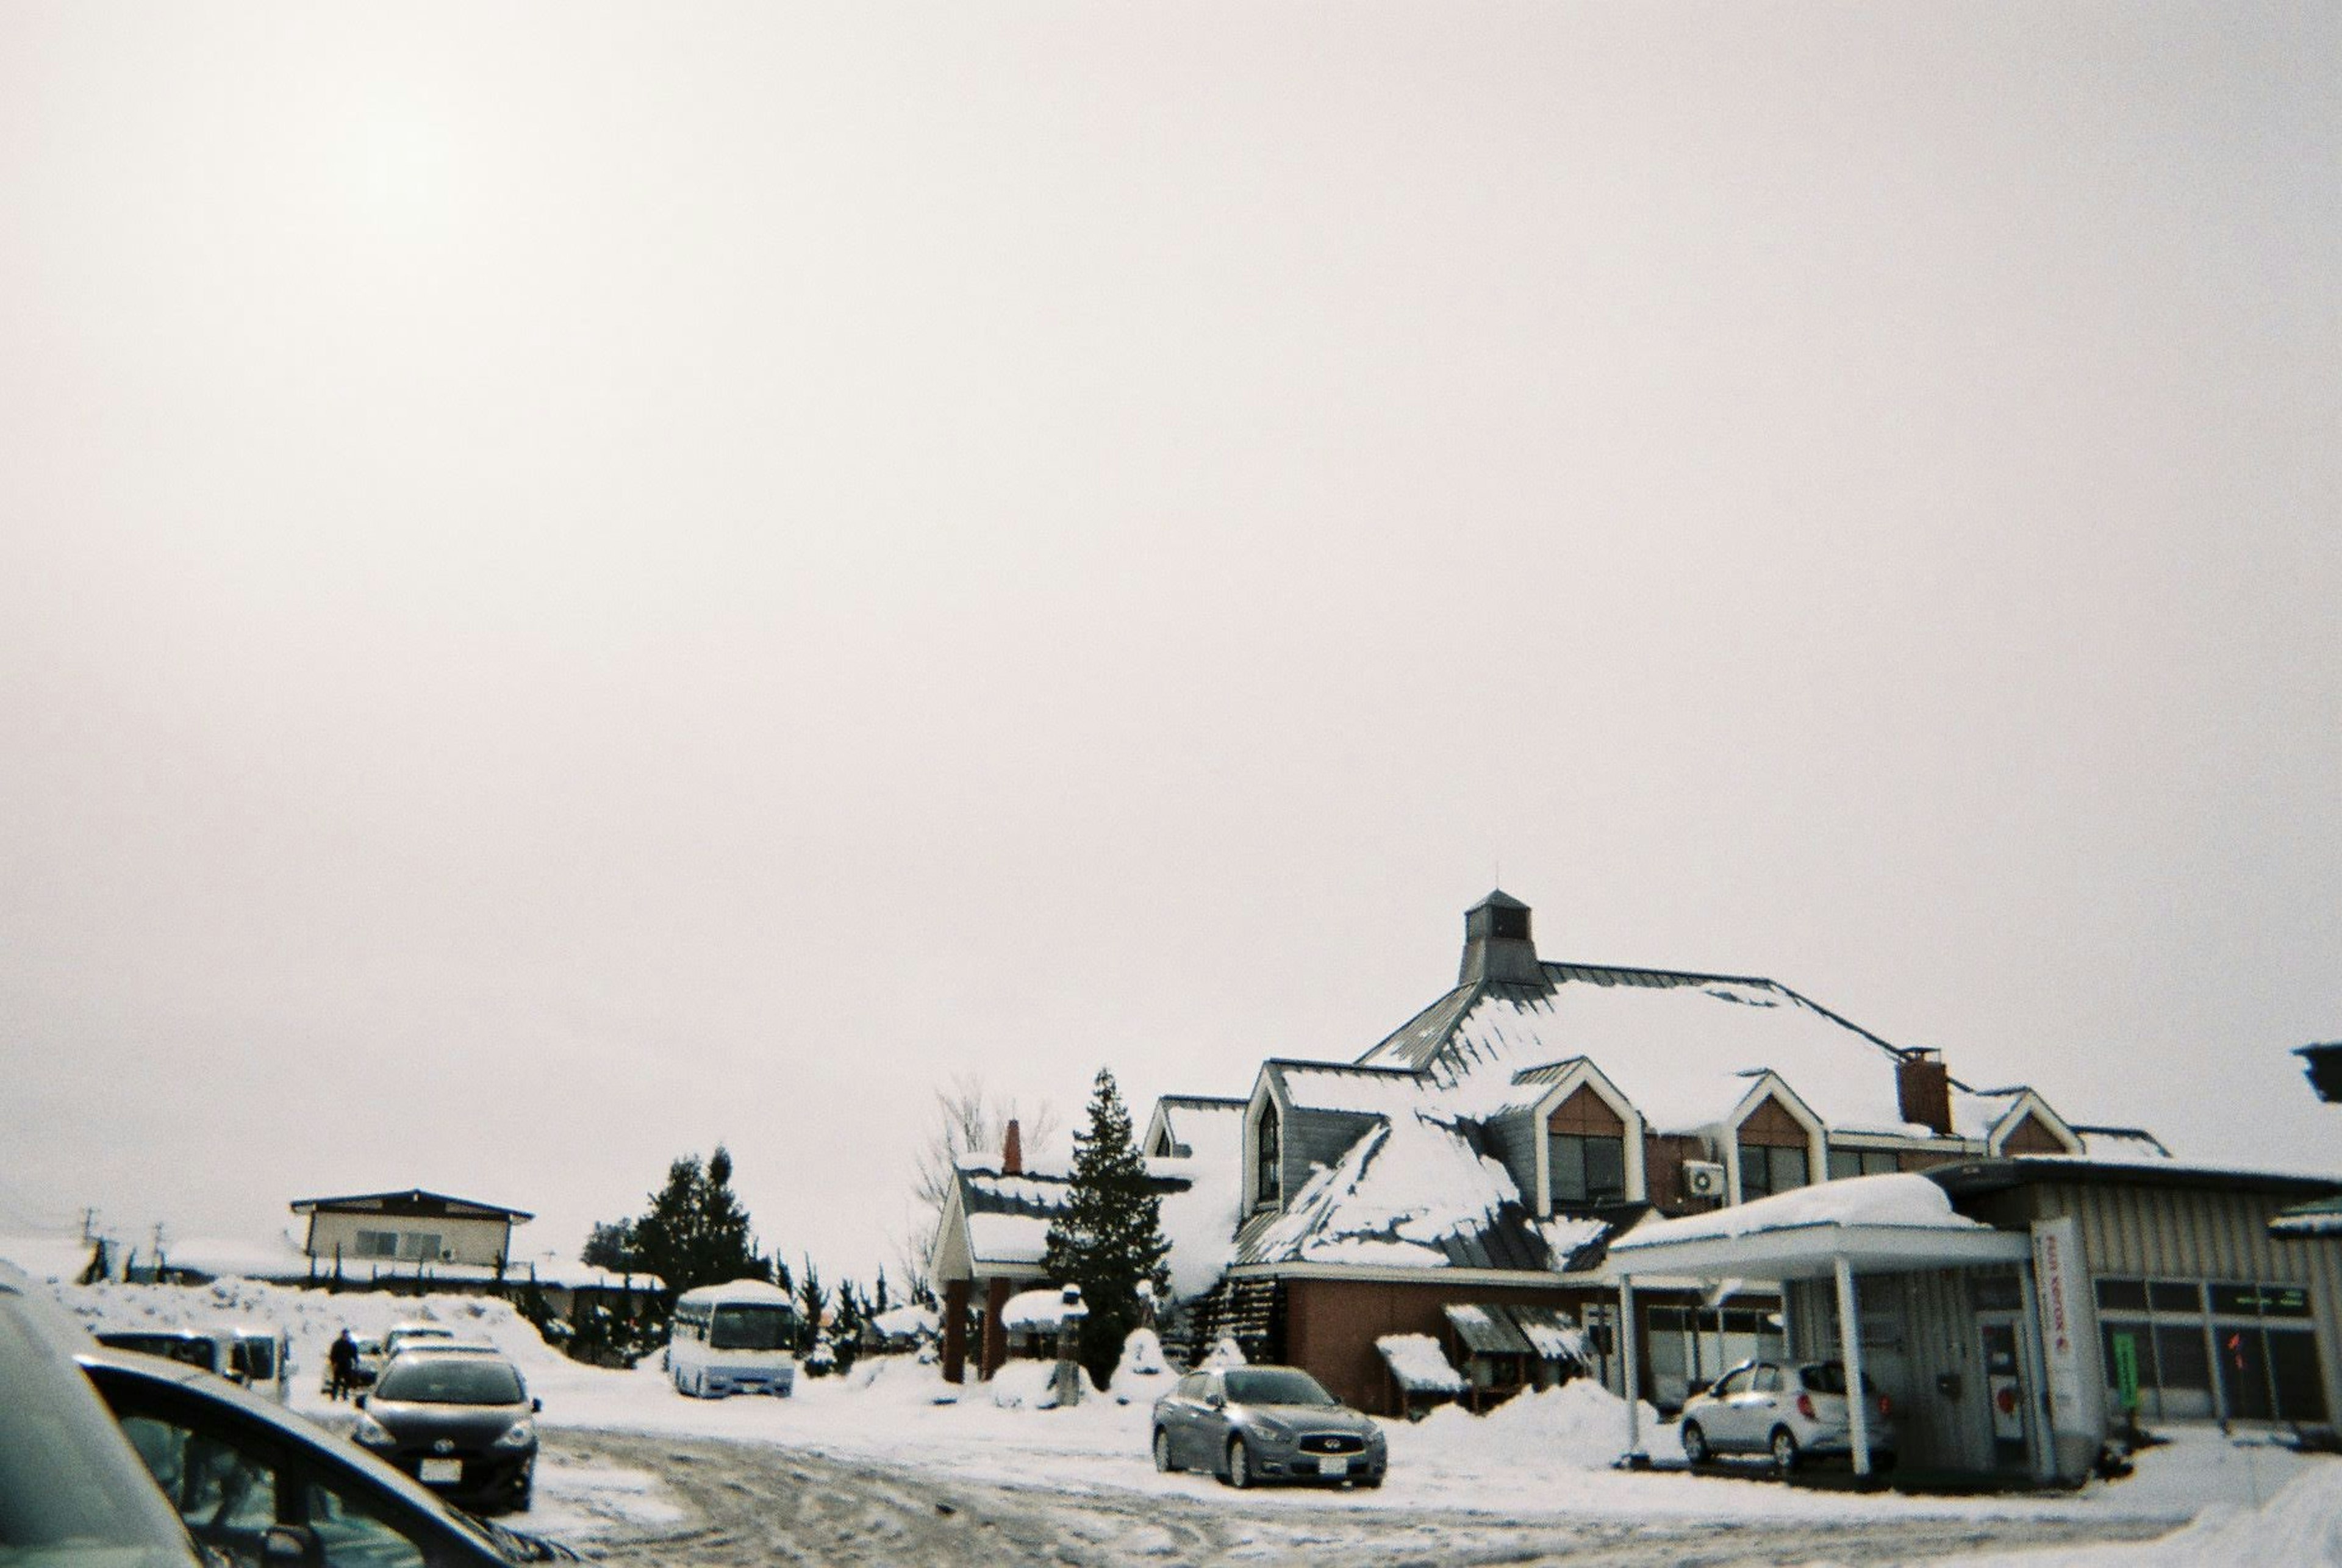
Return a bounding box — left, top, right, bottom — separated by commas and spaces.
1605, 1175, 2035, 1478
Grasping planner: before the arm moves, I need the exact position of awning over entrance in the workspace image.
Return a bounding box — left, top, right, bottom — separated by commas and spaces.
1600, 1175, 2035, 1478
1607, 1218, 2030, 1280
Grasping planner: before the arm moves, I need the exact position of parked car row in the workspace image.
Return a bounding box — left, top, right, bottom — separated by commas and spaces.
93, 1325, 293, 1405
2, 1259, 574, 1566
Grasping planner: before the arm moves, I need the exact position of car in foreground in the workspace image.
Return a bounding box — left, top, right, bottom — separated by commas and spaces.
0, 1261, 208, 1567
1151, 1365, 1386, 1488
81, 1343, 576, 1563
1677, 1358, 1897, 1472
354, 1345, 542, 1511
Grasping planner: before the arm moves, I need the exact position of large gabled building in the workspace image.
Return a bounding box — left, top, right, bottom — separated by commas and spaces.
1156, 891, 2165, 1416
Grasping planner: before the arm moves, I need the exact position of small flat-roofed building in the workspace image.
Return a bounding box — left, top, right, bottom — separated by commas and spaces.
290, 1189, 532, 1278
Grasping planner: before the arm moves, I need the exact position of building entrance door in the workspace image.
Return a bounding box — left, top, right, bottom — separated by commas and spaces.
1977, 1314, 2031, 1472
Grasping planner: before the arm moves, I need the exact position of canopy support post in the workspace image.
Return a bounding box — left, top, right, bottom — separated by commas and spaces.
1834, 1255, 1872, 1478
1617, 1274, 1647, 1466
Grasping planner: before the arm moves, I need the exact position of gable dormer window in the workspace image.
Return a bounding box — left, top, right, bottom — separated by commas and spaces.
1738, 1143, 1810, 1200
1255, 1102, 1281, 1209
1549, 1131, 1626, 1207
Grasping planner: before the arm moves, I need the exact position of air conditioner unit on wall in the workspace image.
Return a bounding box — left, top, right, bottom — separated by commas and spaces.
1683, 1161, 1727, 1199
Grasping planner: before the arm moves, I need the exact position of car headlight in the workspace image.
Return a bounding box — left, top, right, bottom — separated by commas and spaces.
492, 1419, 535, 1451
353, 1415, 395, 1448
1248, 1419, 1293, 1444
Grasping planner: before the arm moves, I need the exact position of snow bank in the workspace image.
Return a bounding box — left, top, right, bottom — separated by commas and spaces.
59, 1275, 576, 1403
1939, 1453, 2342, 1566
1399, 1381, 1660, 1471
1111, 1328, 1169, 1389
1198, 1335, 1246, 1368
987, 1360, 1065, 1409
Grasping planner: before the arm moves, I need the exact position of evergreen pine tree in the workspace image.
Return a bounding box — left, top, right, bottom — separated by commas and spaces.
1042, 1068, 1170, 1387
794, 1256, 828, 1356
831, 1280, 865, 1375
603, 1145, 770, 1298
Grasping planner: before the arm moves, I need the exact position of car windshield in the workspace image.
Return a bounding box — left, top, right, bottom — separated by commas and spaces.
709, 1305, 793, 1351
375, 1356, 526, 1406
99, 1334, 218, 1373
1223, 1369, 1336, 1407
1799, 1363, 1880, 1396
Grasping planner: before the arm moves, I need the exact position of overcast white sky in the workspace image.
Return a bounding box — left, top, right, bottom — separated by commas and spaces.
2, 3, 2335, 1288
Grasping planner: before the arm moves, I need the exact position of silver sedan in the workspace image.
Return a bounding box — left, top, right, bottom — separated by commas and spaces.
1151, 1366, 1387, 1489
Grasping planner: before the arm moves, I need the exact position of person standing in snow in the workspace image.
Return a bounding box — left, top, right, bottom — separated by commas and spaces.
327, 1329, 357, 1400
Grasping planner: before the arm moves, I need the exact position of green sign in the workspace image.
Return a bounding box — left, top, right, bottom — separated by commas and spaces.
2110, 1331, 2141, 1413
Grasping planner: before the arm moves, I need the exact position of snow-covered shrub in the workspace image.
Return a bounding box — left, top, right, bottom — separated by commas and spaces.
987, 1360, 1061, 1410
1199, 1335, 1246, 1369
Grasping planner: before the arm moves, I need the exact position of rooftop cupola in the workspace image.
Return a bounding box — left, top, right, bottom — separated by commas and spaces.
1459, 889, 1544, 985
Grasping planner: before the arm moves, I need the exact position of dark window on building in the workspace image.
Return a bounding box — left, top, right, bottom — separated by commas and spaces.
1491, 906, 1530, 940
2154, 1322, 2211, 1396
1254, 1103, 1281, 1209
2148, 1281, 2201, 1315
2099, 1275, 2323, 1424
2270, 1331, 2330, 1423
1826, 1148, 1900, 1181
1738, 1144, 1809, 1200
1550, 1133, 1626, 1206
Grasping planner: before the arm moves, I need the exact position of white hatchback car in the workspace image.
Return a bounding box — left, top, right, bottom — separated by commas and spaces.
1677, 1359, 1896, 1472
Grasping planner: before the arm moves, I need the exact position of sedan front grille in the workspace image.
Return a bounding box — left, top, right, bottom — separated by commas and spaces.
1298, 1433, 1366, 1455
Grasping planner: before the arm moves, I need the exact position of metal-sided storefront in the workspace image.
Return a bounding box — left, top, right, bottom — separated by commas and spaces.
1941, 1165, 2342, 1436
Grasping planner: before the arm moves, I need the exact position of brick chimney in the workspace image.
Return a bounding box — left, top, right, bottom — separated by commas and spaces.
1001, 1119, 1023, 1176
1896, 1050, 1953, 1136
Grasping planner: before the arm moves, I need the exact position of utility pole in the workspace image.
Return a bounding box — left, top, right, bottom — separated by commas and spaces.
80, 1208, 99, 1242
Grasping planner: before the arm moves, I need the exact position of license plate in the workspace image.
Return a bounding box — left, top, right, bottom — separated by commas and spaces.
1311, 1455, 1354, 1475
418, 1458, 463, 1483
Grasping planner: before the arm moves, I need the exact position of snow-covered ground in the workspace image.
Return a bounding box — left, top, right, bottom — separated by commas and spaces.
37, 1273, 2342, 1563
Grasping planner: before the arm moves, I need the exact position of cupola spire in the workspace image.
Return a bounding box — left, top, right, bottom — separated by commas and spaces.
1459, 889, 1543, 985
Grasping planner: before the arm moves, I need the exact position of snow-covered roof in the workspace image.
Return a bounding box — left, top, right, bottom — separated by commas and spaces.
288, 1189, 533, 1222
967, 1212, 1051, 1268
1266, 1061, 1439, 1118
1234, 1114, 1566, 1273
1000, 1288, 1086, 1330
1153, 893, 2161, 1291
1444, 1302, 1533, 1356
1605, 1172, 2032, 1282
1377, 1333, 1467, 1394
1150, 1095, 1247, 1159
2271, 1196, 2342, 1240
1614, 1173, 1991, 1251
869, 1305, 938, 1339
2074, 1126, 2172, 1162
1379, 972, 1947, 1137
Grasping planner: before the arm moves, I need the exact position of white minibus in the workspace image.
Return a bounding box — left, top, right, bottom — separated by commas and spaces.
665, 1278, 800, 1398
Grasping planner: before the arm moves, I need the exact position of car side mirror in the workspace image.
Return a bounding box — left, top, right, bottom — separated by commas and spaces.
532, 1397, 543, 1412
1205, 1393, 1225, 1411
261, 1524, 324, 1566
